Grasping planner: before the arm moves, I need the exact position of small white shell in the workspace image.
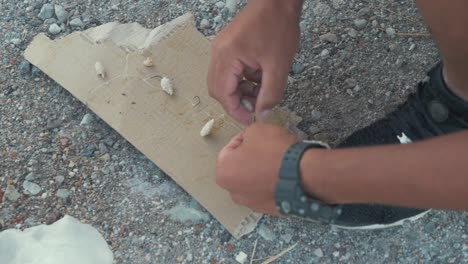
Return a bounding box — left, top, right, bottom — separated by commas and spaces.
241, 98, 253, 112
95, 61, 106, 79
160, 77, 174, 96
200, 119, 215, 137
397, 133, 412, 144
143, 57, 154, 67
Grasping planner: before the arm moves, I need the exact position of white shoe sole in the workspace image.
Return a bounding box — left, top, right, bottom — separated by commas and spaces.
332, 209, 431, 230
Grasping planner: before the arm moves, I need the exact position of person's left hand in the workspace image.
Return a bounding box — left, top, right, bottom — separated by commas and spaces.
216, 123, 298, 215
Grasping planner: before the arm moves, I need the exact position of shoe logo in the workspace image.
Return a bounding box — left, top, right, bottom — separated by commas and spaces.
397, 133, 413, 144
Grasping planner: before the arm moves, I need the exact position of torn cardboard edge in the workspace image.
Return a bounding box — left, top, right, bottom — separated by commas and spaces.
24, 13, 304, 238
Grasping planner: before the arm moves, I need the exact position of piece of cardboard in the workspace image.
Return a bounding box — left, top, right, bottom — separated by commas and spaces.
25, 14, 302, 238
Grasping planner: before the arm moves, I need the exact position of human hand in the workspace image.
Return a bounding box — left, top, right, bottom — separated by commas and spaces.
216, 123, 298, 215
208, 0, 303, 125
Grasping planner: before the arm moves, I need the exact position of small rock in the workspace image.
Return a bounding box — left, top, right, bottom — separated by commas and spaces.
225, 0, 238, 14
99, 153, 111, 162
48, 23, 62, 35
357, 7, 371, 17
186, 253, 193, 262
215, 1, 225, 9
69, 18, 84, 28
200, 18, 210, 29
4, 185, 21, 202
353, 85, 361, 92
43, 18, 57, 25
319, 32, 338, 43
311, 110, 322, 121
38, 3, 54, 20
56, 189, 70, 199
80, 145, 97, 157
332, 0, 344, 9
45, 212, 58, 225
98, 143, 108, 154
163, 202, 210, 223
309, 125, 321, 135
372, 20, 378, 27
348, 28, 358, 38
10, 38, 22, 45
344, 78, 357, 88
314, 248, 324, 258
258, 224, 276, 241
313, 3, 331, 17
54, 5, 68, 23
80, 113, 94, 126
409, 43, 416, 51
23, 181, 41, 195
333, 251, 340, 257
354, 19, 367, 30
386, 27, 396, 37
292, 63, 305, 75
19, 61, 31, 75
280, 233, 293, 244
213, 15, 222, 24
235, 252, 248, 264
25, 172, 35, 181
320, 49, 330, 58
55, 175, 65, 185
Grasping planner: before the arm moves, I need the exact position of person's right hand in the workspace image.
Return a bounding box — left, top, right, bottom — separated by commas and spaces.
208, 0, 303, 125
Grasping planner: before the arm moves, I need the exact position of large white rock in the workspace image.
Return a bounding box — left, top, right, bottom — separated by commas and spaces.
0, 215, 113, 264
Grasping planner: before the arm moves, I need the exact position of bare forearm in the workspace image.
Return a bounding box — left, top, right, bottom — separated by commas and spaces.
301, 131, 468, 210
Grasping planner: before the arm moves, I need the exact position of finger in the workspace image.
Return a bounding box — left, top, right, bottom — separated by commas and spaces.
255, 68, 287, 120
243, 67, 262, 84
223, 130, 245, 151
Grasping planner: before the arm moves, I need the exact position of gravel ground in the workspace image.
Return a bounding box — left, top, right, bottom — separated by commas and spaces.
1, 0, 467, 263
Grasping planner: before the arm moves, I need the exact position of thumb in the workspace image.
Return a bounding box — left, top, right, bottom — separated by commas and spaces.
255, 69, 287, 120
218, 130, 245, 161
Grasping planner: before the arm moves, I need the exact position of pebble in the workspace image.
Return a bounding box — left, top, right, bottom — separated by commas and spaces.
386, 27, 396, 37
99, 153, 111, 162
372, 20, 378, 27
309, 125, 321, 135
213, 15, 222, 24
348, 28, 358, 38
38, 3, 54, 20
186, 253, 193, 261
225, 0, 238, 14
354, 19, 367, 30
56, 189, 70, 199
235, 251, 248, 264
357, 7, 371, 17
23, 181, 41, 195
258, 224, 276, 241
4, 185, 21, 202
54, 5, 68, 23
200, 18, 210, 29
43, 18, 57, 25
313, 3, 331, 17
48, 23, 62, 35
19, 61, 31, 75
55, 175, 65, 185
311, 109, 322, 121
163, 202, 210, 223
10, 38, 22, 45
25, 172, 35, 181
69, 18, 84, 28
215, 1, 225, 9
319, 32, 338, 43
409, 43, 416, 51
292, 63, 305, 75
80, 113, 94, 126
314, 248, 324, 258
280, 233, 293, 244
320, 49, 330, 58
333, 251, 340, 257
80, 145, 97, 157
344, 78, 357, 88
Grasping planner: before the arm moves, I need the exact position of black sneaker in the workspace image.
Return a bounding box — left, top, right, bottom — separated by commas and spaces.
330, 62, 468, 229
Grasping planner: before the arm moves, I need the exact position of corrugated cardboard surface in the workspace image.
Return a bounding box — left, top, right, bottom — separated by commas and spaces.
25, 14, 263, 238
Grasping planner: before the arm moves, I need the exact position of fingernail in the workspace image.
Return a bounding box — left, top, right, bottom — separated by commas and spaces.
258, 110, 272, 121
